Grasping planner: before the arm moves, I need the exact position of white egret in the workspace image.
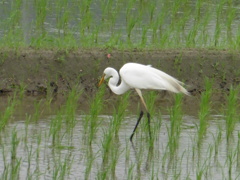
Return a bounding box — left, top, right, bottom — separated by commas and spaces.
98, 62, 190, 141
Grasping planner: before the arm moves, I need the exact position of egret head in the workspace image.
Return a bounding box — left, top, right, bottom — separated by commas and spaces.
98, 68, 113, 87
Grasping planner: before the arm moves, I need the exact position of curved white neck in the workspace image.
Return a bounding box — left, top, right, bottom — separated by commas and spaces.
107, 69, 130, 95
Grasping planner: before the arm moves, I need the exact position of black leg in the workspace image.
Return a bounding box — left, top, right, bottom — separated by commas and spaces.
130, 111, 144, 141
147, 112, 151, 140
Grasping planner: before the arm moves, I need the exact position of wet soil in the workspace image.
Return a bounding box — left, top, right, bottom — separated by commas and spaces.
0, 48, 239, 114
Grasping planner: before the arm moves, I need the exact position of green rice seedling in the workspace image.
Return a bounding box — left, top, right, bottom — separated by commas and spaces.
194, 0, 202, 23
0, 51, 8, 66
0, 95, 18, 131
161, 134, 171, 170
11, 128, 19, 161
151, 3, 166, 45
8, 0, 22, 29
125, 0, 137, 17
64, 88, 82, 131
34, 0, 48, 34
17, 82, 26, 100
100, 114, 121, 175
226, 7, 236, 43
140, 25, 148, 47
52, 154, 74, 180
173, 53, 183, 75
148, 1, 156, 24
126, 16, 138, 43
214, 21, 221, 47
159, 30, 172, 49
196, 154, 209, 180
151, 18, 160, 45
150, 110, 162, 147
186, 23, 199, 48
59, 154, 74, 179
112, 91, 130, 136
84, 84, 106, 144
171, 0, 191, 35
130, 139, 146, 173
167, 94, 183, 156
99, 0, 118, 32
35, 133, 42, 173
84, 147, 97, 180
7, 0, 22, 30
0, 0, 239, 49
10, 158, 21, 180
225, 86, 239, 142
78, 0, 93, 36
1, 164, 10, 180
32, 100, 42, 122
234, 24, 240, 49
214, 1, 225, 47
144, 91, 159, 146
102, 133, 121, 180
24, 114, 31, 146
105, 32, 121, 48
10, 128, 21, 180
1, 0, 24, 48
173, 7, 191, 47
199, 8, 211, 46
1, 144, 7, 171
59, 33, 79, 50
213, 125, 223, 157
110, 148, 121, 180
56, 0, 70, 37
197, 78, 213, 147
91, 26, 100, 45
144, 91, 158, 120
237, 132, 240, 168
101, 127, 114, 164
227, 148, 236, 180
127, 163, 135, 180
26, 144, 34, 178
97, 166, 109, 180
50, 110, 63, 146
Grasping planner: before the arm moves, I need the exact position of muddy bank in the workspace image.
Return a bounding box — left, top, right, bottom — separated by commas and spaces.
0, 48, 239, 113
0, 48, 239, 94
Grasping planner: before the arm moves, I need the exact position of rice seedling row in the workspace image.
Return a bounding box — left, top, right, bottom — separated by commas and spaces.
0, 0, 240, 49
0, 83, 239, 179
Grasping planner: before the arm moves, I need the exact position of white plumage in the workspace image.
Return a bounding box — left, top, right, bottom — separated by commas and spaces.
120, 63, 189, 95
99, 62, 189, 96
98, 62, 189, 141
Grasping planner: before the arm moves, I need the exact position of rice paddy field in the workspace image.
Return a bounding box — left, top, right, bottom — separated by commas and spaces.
0, 0, 240, 179
0, 0, 240, 49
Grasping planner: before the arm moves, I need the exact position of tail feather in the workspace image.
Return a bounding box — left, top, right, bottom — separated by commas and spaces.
164, 75, 190, 96
148, 65, 190, 95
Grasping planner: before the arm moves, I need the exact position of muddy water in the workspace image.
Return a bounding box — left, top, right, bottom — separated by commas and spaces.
0, 112, 239, 179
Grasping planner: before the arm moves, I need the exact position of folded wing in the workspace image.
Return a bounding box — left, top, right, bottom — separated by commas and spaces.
120, 63, 189, 95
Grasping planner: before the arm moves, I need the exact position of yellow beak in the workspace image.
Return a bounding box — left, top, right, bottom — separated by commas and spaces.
98, 74, 105, 87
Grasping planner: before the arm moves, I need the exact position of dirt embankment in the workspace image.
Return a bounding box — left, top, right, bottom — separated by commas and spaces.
0, 48, 239, 99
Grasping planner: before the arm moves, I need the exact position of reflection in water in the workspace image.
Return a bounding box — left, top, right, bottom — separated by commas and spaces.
0, 114, 239, 179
